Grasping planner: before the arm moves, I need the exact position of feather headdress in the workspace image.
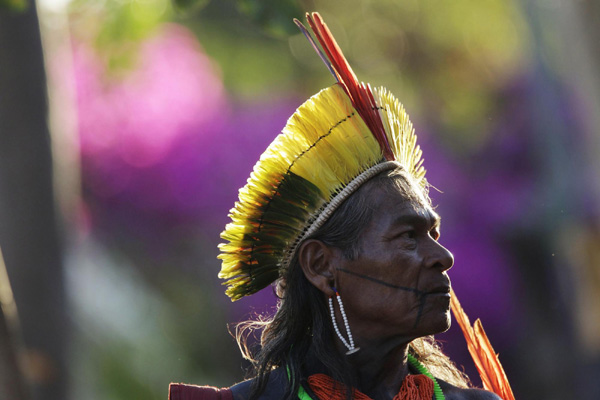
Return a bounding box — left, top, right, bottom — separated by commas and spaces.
218, 12, 425, 300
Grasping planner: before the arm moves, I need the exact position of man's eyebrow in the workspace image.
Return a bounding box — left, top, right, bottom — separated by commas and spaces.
390, 211, 441, 229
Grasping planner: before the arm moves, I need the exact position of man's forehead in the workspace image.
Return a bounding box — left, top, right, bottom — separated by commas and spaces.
373, 180, 431, 210
368, 184, 440, 227
403, 205, 440, 225
390, 200, 440, 225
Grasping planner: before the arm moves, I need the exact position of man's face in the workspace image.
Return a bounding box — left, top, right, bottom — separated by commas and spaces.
332, 182, 454, 345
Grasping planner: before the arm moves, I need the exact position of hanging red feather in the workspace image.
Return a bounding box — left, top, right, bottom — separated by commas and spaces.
450, 289, 515, 400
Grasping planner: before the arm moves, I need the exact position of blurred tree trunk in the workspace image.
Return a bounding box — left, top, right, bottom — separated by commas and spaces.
0, 312, 25, 399
0, 254, 29, 400
0, 3, 68, 400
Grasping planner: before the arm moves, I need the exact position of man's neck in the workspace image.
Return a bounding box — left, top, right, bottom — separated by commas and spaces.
341, 336, 414, 399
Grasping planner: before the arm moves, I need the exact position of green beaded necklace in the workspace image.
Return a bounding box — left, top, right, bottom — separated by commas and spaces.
407, 353, 445, 400
295, 354, 445, 400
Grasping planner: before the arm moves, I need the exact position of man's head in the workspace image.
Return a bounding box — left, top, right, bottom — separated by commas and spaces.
296, 167, 454, 342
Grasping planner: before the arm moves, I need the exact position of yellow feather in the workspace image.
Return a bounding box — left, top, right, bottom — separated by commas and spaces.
372, 87, 427, 190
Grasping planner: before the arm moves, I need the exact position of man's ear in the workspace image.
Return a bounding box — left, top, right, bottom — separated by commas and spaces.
297, 239, 336, 297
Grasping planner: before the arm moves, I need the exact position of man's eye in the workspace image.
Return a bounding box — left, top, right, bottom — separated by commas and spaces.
400, 230, 416, 239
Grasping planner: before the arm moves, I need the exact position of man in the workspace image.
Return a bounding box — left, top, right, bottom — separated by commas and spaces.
169, 12, 507, 400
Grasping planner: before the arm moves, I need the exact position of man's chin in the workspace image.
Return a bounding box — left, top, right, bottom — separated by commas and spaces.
428, 311, 451, 335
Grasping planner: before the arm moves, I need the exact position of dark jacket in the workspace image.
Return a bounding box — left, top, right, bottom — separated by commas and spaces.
169, 369, 301, 400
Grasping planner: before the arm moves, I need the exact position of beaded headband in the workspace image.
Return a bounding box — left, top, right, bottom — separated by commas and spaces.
218, 12, 427, 300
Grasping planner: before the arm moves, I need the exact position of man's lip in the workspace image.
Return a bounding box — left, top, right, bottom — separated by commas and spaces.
427, 286, 451, 295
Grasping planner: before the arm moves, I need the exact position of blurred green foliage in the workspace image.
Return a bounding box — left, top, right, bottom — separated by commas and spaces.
171, 0, 303, 37
0, 0, 28, 12
67, 0, 304, 84
172, 0, 210, 13
69, 0, 173, 74
188, 18, 300, 99
235, 0, 303, 37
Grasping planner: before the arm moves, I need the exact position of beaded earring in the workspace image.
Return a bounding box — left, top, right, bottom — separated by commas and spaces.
328, 287, 360, 355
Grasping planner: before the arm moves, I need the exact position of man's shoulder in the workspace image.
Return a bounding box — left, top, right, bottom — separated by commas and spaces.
230, 369, 288, 400
438, 380, 503, 400
168, 382, 233, 400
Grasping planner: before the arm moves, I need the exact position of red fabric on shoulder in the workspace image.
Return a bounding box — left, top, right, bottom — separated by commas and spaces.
169, 383, 234, 400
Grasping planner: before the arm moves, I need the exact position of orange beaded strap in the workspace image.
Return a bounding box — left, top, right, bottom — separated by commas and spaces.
304, 373, 435, 400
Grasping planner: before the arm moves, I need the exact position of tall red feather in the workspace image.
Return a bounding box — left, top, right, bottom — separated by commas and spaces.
305, 12, 394, 161
450, 289, 515, 400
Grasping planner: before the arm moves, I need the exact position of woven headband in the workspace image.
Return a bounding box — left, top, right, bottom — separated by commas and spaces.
280, 160, 400, 270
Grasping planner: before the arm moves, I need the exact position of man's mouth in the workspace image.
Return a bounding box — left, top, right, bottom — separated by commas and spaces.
426, 285, 451, 296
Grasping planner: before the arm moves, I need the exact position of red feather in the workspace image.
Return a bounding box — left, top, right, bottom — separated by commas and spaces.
450, 289, 515, 400
305, 12, 394, 161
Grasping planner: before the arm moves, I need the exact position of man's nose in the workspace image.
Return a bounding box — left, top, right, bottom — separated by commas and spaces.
427, 241, 454, 271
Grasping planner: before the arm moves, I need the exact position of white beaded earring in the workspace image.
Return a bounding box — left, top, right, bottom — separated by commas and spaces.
329, 287, 360, 355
